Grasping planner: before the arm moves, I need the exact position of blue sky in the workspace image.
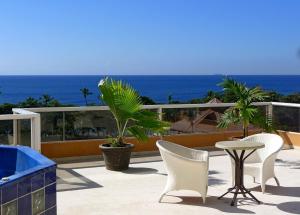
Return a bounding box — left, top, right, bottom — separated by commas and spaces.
0, 0, 299, 75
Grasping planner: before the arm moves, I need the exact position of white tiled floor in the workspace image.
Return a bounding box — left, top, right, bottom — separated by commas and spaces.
57, 149, 300, 215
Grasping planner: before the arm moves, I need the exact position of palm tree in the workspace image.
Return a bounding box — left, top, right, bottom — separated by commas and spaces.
40, 94, 53, 106
204, 90, 221, 102
80, 87, 93, 106
217, 78, 268, 137
19, 97, 40, 108
167, 94, 173, 104
99, 78, 168, 147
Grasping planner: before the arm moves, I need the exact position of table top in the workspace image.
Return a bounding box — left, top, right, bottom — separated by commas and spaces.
215, 140, 265, 150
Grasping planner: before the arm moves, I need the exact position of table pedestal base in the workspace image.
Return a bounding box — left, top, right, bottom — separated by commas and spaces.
218, 149, 261, 206
218, 185, 260, 206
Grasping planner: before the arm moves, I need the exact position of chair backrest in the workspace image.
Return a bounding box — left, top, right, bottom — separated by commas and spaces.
241, 133, 283, 162
156, 140, 192, 159
156, 140, 192, 174
156, 140, 208, 161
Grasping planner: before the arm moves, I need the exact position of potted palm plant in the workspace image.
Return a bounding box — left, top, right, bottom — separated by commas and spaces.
98, 78, 168, 171
217, 78, 270, 138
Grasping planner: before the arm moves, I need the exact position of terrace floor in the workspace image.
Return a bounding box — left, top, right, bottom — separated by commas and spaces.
56, 149, 300, 215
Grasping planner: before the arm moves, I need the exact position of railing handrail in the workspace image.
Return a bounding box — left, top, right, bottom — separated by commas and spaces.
0, 108, 38, 120
271, 102, 300, 108
22, 102, 272, 113
13, 108, 39, 115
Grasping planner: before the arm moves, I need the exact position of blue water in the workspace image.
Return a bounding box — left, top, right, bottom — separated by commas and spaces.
0, 75, 299, 105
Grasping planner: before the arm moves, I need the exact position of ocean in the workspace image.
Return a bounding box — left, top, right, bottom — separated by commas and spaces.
0, 75, 299, 105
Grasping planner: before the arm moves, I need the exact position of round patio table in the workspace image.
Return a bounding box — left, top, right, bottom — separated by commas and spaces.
215, 140, 265, 206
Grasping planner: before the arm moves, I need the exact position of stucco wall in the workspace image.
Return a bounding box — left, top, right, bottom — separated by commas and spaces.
41, 131, 256, 158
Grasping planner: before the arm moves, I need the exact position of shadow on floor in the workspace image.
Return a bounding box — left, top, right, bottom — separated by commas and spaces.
250, 185, 300, 198
208, 170, 227, 186
276, 159, 300, 169
209, 170, 219, 175
155, 170, 227, 186
208, 176, 227, 186
57, 166, 102, 192
163, 195, 255, 214
277, 201, 300, 214
122, 167, 158, 175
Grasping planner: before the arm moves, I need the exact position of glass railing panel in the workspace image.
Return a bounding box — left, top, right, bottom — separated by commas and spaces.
163, 108, 198, 134
64, 110, 117, 140
163, 107, 230, 134
163, 105, 267, 135
35, 104, 270, 142
18, 119, 31, 147
0, 120, 13, 145
40, 112, 64, 142
273, 106, 300, 132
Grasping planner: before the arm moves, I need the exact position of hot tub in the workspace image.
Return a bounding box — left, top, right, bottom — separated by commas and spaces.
0, 145, 56, 215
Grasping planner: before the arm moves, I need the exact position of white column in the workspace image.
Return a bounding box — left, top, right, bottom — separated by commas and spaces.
31, 114, 41, 151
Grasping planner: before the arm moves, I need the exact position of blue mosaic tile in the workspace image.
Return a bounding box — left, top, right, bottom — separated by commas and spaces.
32, 189, 45, 215
45, 206, 57, 215
2, 182, 17, 204
31, 173, 44, 191
45, 183, 56, 209
2, 200, 17, 215
18, 177, 31, 197
45, 167, 56, 185
18, 194, 32, 215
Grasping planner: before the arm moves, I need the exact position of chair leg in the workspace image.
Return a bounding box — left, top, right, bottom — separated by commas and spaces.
158, 193, 166, 203
253, 176, 255, 183
158, 187, 171, 203
274, 177, 280, 186
199, 189, 207, 204
261, 183, 266, 193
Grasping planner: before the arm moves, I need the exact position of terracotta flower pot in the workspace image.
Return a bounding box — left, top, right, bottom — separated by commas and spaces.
99, 143, 134, 171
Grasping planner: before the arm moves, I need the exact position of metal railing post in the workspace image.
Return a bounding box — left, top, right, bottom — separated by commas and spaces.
30, 118, 34, 149
266, 104, 273, 123
13, 119, 18, 145
62, 112, 66, 141
157, 107, 163, 140
158, 107, 163, 120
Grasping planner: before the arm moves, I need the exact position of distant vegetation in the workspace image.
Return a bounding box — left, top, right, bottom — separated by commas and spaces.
163, 91, 300, 105
0, 95, 74, 114
0, 86, 300, 115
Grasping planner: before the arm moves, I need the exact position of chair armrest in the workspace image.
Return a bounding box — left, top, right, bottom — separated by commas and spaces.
262, 152, 278, 167
191, 150, 209, 162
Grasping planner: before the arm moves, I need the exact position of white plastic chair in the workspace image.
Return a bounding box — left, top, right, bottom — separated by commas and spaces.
229, 133, 283, 193
156, 140, 209, 203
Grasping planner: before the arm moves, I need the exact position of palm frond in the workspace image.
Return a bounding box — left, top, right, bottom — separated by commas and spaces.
99, 78, 142, 122
218, 78, 270, 136
251, 110, 275, 132
248, 87, 269, 102
127, 126, 148, 142
99, 78, 169, 145
219, 78, 247, 100
217, 107, 240, 128
133, 110, 170, 132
